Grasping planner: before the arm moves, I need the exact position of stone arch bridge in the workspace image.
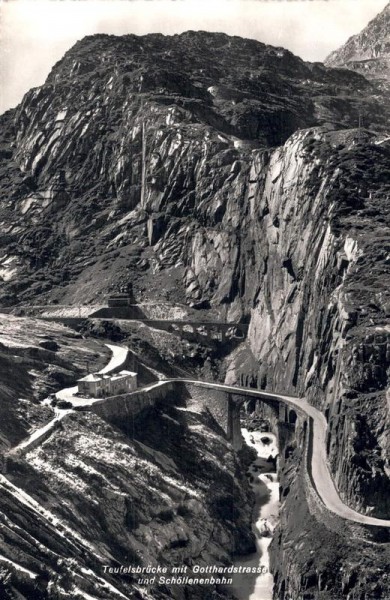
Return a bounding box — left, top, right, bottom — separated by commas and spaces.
91, 378, 390, 537
11, 305, 249, 343
176, 380, 299, 451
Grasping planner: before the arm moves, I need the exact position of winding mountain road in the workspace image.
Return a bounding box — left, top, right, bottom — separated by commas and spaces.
1, 343, 131, 599
135, 378, 390, 529
190, 381, 390, 528
55, 343, 129, 404
10, 344, 129, 454
98, 344, 129, 374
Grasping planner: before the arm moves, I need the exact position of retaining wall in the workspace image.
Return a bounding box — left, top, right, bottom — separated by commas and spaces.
184, 383, 231, 435
91, 382, 178, 425
92, 381, 239, 444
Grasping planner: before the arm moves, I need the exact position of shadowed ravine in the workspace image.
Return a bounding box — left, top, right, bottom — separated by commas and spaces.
231, 429, 279, 600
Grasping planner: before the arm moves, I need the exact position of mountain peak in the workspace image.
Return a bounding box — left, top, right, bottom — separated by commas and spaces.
325, 2, 390, 87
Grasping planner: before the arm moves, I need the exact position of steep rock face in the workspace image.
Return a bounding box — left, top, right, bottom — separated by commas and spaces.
0, 31, 387, 307
270, 430, 390, 600
226, 133, 390, 518
325, 2, 390, 89
0, 317, 254, 599
3, 65, 388, 518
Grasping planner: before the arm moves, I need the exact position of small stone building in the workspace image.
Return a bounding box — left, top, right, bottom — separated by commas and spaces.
77, 370, 137, 398
109, 370, 138, 395
108, 283, 134, 307
77, 373, 105, 397
108, 294, 133, 307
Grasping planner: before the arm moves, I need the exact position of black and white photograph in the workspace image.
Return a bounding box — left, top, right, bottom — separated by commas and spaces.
0, 0, 389, 598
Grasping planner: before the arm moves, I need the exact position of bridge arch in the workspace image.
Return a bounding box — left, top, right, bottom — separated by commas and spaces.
225, 392, 280, 450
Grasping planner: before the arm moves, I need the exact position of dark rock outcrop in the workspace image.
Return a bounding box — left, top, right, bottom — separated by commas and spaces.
4, 398, 254, 600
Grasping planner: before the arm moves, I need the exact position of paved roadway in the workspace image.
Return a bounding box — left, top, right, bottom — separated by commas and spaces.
55, 343, 129, 405
1, 345, 132, 598
9, 409, 72, 455
140, 378, 390, 529
98, 344, 129, 374
10, 344, 129, 452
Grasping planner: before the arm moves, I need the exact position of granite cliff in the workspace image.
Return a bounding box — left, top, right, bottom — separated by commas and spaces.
0, 25, 389, 600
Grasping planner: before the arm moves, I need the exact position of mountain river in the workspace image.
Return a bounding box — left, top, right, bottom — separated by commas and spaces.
231, 428, 279, 600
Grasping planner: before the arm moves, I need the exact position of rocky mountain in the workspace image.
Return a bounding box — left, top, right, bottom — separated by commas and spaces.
0, 316, 109, 452
0, 31, 388, 309
325, 2, 390, 88
0, 25, 389, 600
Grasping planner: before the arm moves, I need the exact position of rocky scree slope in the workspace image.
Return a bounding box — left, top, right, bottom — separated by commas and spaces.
3, 393, 254, 600
325, 2, 390, 90
0, 317, 254, 599
0, 315, 109, 451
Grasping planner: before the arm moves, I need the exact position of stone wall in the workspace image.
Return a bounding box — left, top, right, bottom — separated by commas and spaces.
91, 382, 178, 427
179, 382, 232, 437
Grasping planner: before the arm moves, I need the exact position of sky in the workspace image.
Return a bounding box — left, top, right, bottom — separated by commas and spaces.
0, 0, 388, 114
